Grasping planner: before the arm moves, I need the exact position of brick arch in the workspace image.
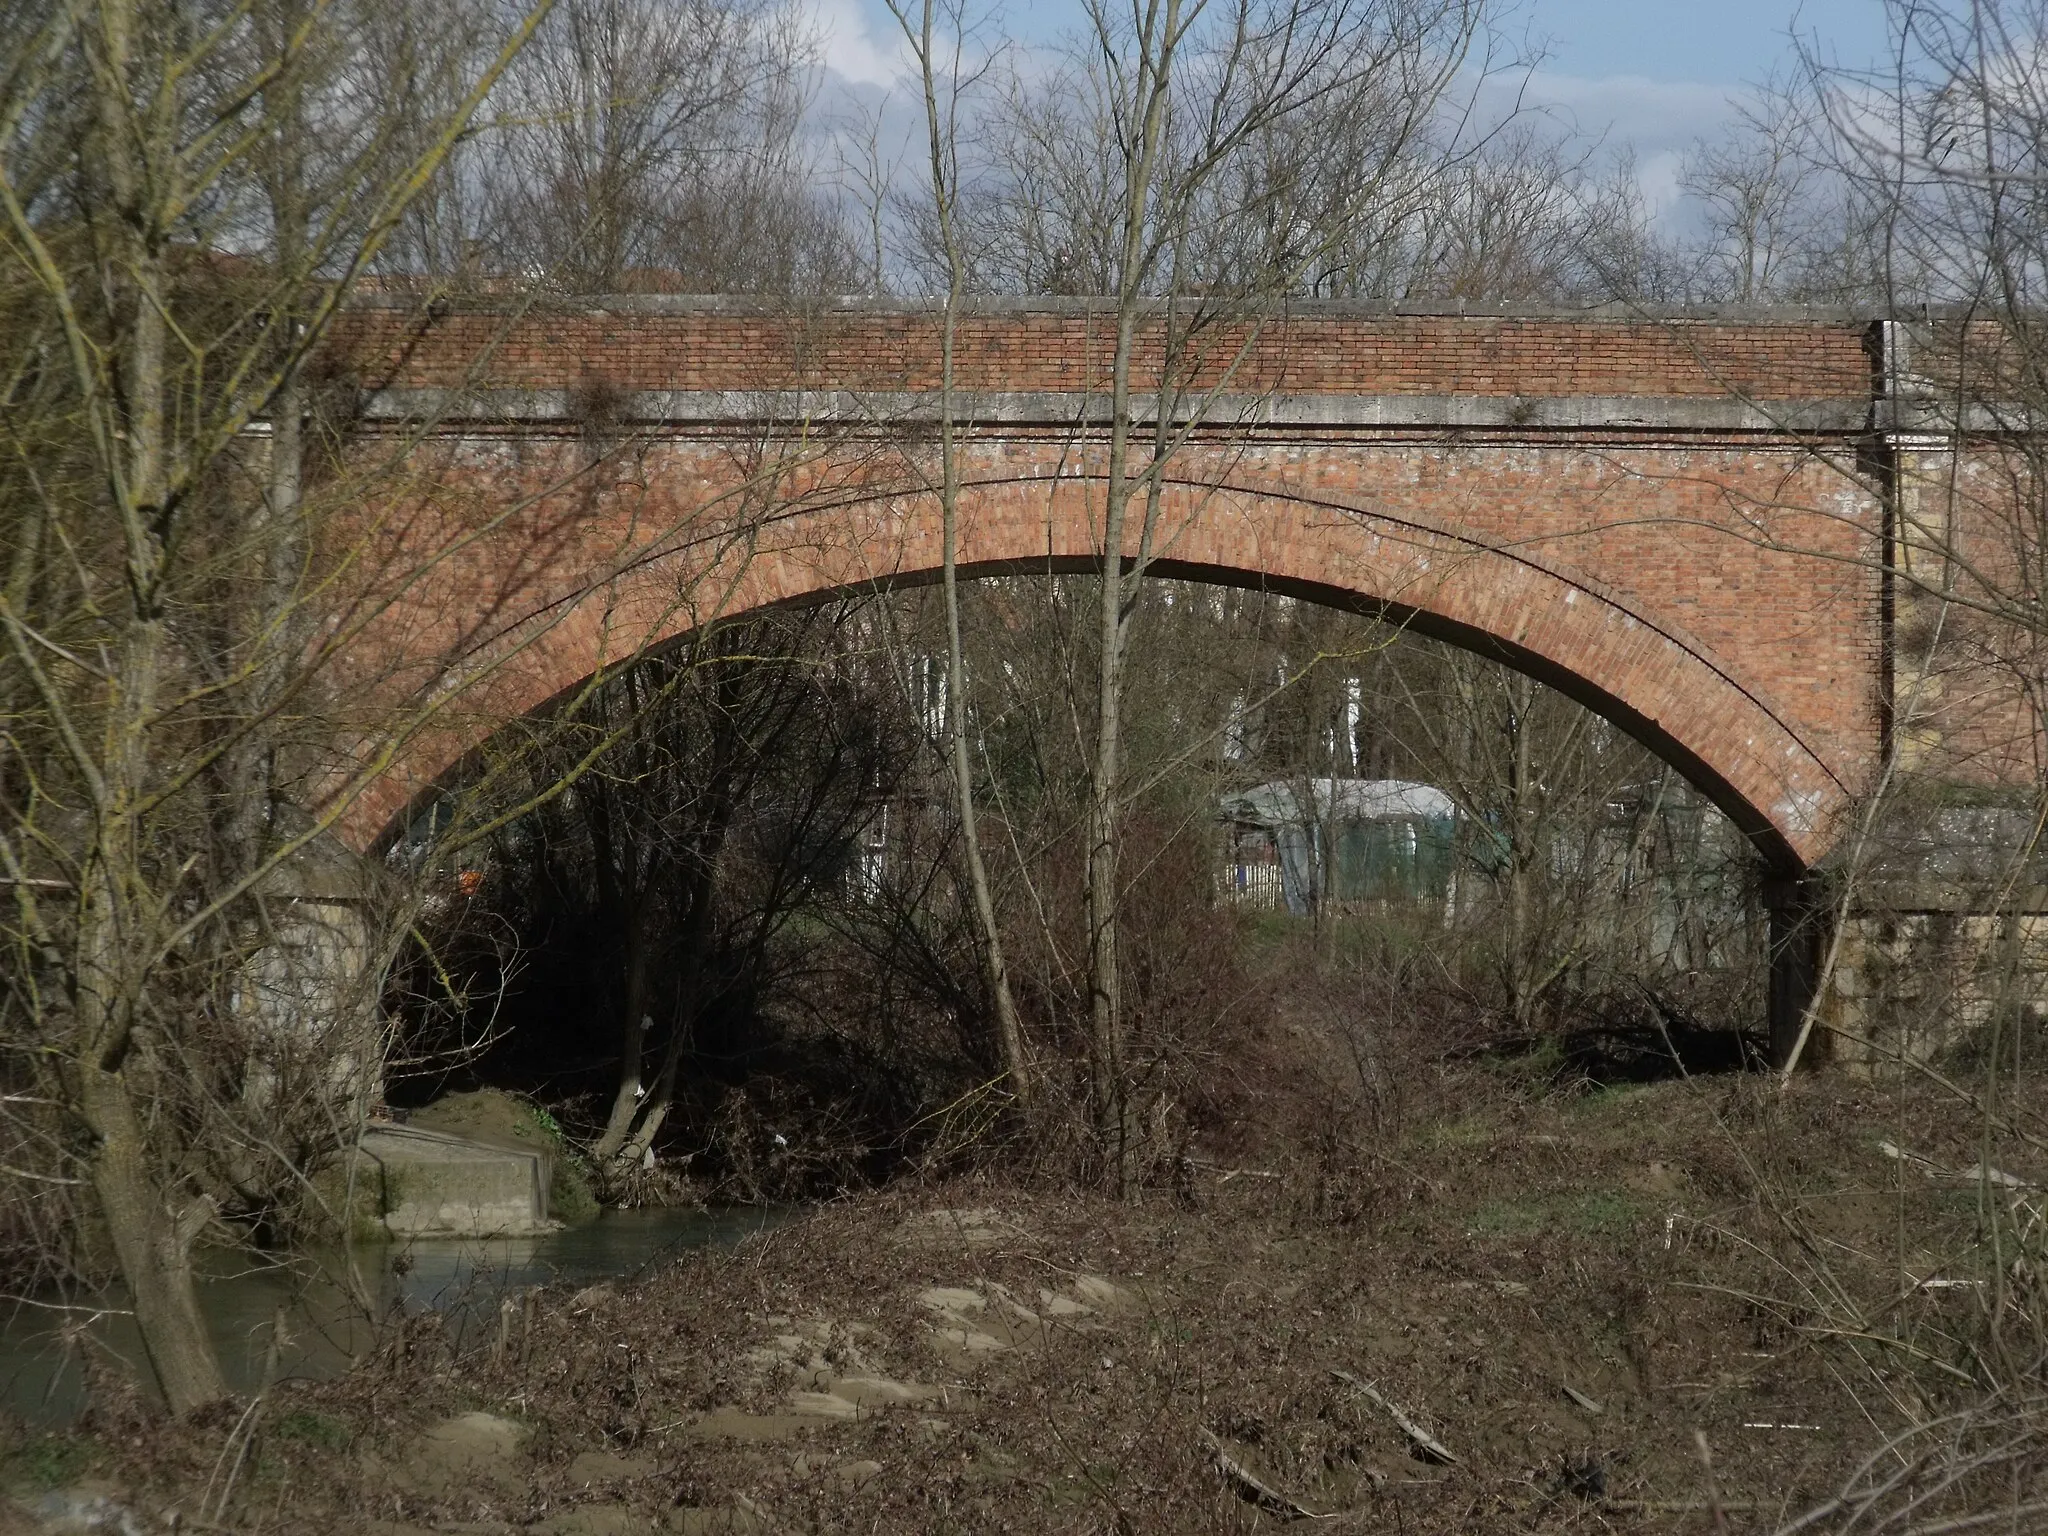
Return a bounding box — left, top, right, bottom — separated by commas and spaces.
343, 469, 1853, 873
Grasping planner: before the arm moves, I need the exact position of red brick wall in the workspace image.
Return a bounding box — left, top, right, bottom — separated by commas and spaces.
329, 304, 1872, 400
322, 423, 1884, 871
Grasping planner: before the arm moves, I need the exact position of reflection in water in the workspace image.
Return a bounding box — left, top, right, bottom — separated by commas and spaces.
0, 1206, 785, 1425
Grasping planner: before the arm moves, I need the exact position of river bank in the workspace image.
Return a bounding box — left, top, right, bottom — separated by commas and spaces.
3, 1057, 2039, 1535
0, 1207, 787, 1428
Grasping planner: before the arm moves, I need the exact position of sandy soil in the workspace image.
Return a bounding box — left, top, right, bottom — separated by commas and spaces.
4, 1051, 2042, 1535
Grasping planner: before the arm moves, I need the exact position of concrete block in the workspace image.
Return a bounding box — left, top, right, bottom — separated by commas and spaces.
355, 1123, 554, 1237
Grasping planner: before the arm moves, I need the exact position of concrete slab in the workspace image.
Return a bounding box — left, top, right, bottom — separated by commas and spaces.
356, 1123, 554, 1237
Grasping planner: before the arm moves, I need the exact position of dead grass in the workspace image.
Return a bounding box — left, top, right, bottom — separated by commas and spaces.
12, 1031, 2041, 1534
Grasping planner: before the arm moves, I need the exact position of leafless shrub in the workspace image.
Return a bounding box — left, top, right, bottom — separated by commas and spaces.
1775, 1391, 2048, 1535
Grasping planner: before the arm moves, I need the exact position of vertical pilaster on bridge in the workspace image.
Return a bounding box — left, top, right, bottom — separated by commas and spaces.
1765, 875, 1829, 1071
236, 810, 388, 1120
1866, 314, 1954, 775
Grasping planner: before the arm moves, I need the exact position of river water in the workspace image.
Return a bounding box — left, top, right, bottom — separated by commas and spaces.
0, 1206, 785, 1424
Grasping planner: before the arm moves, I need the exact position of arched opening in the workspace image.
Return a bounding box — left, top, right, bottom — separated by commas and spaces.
376, 564, 1810, 1220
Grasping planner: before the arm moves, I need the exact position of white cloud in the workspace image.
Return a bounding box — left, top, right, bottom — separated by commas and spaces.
1498, 70, 1758, 226
1634, 148, 1687, 219
801, 0, 913, 90
801, 23, 1775, 241
1517, 70, 1740, 158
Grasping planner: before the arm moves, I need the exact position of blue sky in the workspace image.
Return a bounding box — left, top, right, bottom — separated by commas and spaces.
807, 0, 1889, 90
1516, 0, 1884, 84
805, 0, 1895, 217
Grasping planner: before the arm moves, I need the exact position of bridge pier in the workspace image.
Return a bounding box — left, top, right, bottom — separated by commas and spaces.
1818, 892, 2048, 1074
232, 818, 388, 1146
1770, 807, 2048, 1073
1765, 877, 1829, 1070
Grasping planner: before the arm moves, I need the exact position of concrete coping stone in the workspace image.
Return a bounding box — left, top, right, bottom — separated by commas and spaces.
355, 387, 1875, 434
342, 292, 1907, 324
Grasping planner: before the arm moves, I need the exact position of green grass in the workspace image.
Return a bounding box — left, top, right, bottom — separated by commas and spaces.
550, 1149, 602, 1226
1466, 1188, 1645, 1240
1483, 1035, 1567, 1084
271, 1409, 352, 1452
524, 1101, 600, 1225
1413, 1112, 1497, 1149
3, 1434, 95, 1492
525, 1103, 565, 1143
1569, 1081, 1653, 1111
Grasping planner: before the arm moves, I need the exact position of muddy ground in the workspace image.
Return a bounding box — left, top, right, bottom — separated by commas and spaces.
4, 1038, 2043, 1535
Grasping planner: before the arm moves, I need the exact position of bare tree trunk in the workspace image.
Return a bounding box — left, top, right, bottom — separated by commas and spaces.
223, 0, 310, 880
613, 813, 729, 1170
1504, 673, 1536, 1027
84, 617, 227, 1405
78, 1059, 221, 1414
71, 7, 227, 1402
896, 0, 1035, 1111
592, 896, 653, 1165
221, 376, 301, 877
938, 370, 1035, 1110
1084, 0, 1180, 1192
1085, 539, 1130, 1178
72, 460, 225, 1419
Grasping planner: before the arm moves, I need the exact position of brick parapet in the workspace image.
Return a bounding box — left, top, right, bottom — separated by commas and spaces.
328, 304, 1875, 404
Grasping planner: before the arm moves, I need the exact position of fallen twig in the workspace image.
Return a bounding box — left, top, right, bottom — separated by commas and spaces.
1199, 1427, 1328, 1520
1183, 1158, 1281, 1182
1900, 1498, 2048, 1536
199, 1395, 265, 1527
1561, 1382, 1603, 1415
1879, 1141, 2035, 1190
1331, 1370, 1458, 1464
1694, 1429, 1731, 1536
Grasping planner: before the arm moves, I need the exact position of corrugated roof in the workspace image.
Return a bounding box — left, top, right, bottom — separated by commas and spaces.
1221, 778, 1457, 828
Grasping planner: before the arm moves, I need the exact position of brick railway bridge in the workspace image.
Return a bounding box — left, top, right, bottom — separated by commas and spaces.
319, 299, 2023, 1063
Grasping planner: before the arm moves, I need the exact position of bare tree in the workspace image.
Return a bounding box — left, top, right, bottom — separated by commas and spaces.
481, 0, 858, 293
1680, 87, 1825, 303
1388, 133, 1651, 300
888, 0, 1037, 1112
1674, 81, 1894, 305
455, 604, 913, 1190
899, 0, 1500, 1187
0, 0, 557, 1412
